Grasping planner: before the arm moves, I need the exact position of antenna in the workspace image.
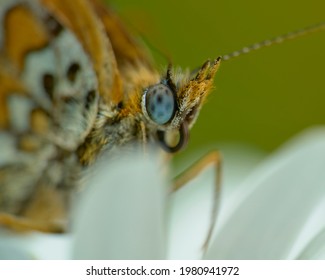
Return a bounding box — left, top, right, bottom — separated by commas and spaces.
221, 22, 325, 61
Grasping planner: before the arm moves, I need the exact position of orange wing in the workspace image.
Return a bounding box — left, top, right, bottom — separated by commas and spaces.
89, 0, 154, 71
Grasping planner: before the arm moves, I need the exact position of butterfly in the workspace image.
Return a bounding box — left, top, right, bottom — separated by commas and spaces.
0, 0, 221, 242
0, 0, 324, 251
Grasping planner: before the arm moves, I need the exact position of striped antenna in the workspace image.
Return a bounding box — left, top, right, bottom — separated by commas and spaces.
222, 22, 325, 61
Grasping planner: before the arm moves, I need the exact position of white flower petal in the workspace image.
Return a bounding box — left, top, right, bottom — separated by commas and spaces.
168, 144, 265, 259
0, 230, 71, 259
205, 127, 325, 259
297, 228, 325, 259
167, 165, 215, 259
72, 149, 167, 259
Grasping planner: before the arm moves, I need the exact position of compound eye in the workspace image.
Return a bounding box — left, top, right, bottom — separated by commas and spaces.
145, 84, 176, 125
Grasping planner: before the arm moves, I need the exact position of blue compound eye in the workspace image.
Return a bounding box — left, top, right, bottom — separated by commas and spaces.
145, 84, 176, 125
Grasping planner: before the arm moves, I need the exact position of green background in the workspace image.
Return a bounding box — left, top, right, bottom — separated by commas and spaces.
109, 0, 324, 157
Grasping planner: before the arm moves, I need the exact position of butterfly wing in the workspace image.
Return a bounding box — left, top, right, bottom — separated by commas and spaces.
0, 0, 101, 227
41, 0, 124, 106
89, 0, 154, 70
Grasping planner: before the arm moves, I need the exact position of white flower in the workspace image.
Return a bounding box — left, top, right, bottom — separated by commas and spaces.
1, 127, 325, 259
205, 127, 325, 259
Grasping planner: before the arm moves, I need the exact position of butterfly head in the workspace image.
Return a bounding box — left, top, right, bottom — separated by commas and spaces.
141, 57, 221, 153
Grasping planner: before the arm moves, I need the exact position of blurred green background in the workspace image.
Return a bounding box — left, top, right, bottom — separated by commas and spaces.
108, 0, 324, 158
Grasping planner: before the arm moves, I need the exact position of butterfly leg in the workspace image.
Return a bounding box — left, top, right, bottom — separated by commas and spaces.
171, 150, 222, 252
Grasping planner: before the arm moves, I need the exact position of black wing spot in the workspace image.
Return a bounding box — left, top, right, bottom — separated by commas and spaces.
85, 89, 96, 110
67, 62, 81, 83
45, 15, 63, 37
42, 73, 55, 99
